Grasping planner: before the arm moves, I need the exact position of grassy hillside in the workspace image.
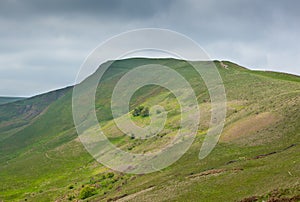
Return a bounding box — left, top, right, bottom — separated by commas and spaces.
0, 87, 71, 145
0, 58, 299, 202
0, 97, 25, 105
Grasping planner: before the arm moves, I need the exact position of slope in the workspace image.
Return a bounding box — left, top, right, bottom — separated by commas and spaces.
0, 97, 25, 105
0, 58, 299, 201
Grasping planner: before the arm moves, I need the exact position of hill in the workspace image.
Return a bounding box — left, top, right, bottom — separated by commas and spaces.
0, 97, 25, 105
0, 58, 299, 201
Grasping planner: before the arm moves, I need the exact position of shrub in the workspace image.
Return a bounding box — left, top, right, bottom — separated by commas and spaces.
130, 134, 135, 140
100, 180, 109, 188
106, 172, 114, 179
67, 195, 75, 200
140, 107, 149, 117
79, 185, 96, 199
132, 108, 141, 116
138, 105, 145, 111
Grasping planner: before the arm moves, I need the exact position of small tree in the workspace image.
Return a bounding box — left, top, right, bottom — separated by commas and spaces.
132, 108, 141, 116
140, 107, 149, 117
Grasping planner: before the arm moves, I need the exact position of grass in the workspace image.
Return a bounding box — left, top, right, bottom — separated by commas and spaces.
0, 97, 25, 105
0, 58, 299, 201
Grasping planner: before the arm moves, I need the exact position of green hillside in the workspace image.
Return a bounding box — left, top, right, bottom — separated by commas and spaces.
0, 58, 299, 202
0, 97, 25, 105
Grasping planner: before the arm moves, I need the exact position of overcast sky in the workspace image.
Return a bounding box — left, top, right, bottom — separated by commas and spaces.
1, 0, 300, 97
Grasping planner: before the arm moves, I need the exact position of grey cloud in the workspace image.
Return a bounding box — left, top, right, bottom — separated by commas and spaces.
0, 0, 299, 96
0, 0, 173, 20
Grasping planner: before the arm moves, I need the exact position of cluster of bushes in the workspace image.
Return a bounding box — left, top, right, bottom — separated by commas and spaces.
132, 105, 149, 117
76, 172, 121, 200
68, 171, 133, 200
79, 185, 97, 199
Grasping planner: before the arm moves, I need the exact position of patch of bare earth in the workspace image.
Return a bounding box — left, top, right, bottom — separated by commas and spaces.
220, 112, 281, 145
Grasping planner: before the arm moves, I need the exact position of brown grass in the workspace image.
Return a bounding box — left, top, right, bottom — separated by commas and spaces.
220, 112, 280, 144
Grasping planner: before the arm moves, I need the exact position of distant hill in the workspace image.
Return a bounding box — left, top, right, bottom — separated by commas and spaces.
0, 97, 25, 105
0, 58, 299, 201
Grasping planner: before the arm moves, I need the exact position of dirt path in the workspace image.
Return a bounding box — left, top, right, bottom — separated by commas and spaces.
114, 186, 155, 202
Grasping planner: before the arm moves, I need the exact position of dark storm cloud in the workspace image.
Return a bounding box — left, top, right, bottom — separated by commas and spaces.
0, 0, 172, 20
0, 0, 299, 96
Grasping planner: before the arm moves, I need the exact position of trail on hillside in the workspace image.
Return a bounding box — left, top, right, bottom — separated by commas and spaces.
109, 186, 155, 202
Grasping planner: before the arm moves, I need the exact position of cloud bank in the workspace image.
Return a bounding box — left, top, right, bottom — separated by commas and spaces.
0, 0, 299, 96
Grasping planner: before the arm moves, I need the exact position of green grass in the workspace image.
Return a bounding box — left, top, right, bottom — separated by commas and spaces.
0, 58, 299, 201
0, 97, 25, 105
250, 70, 300, 83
